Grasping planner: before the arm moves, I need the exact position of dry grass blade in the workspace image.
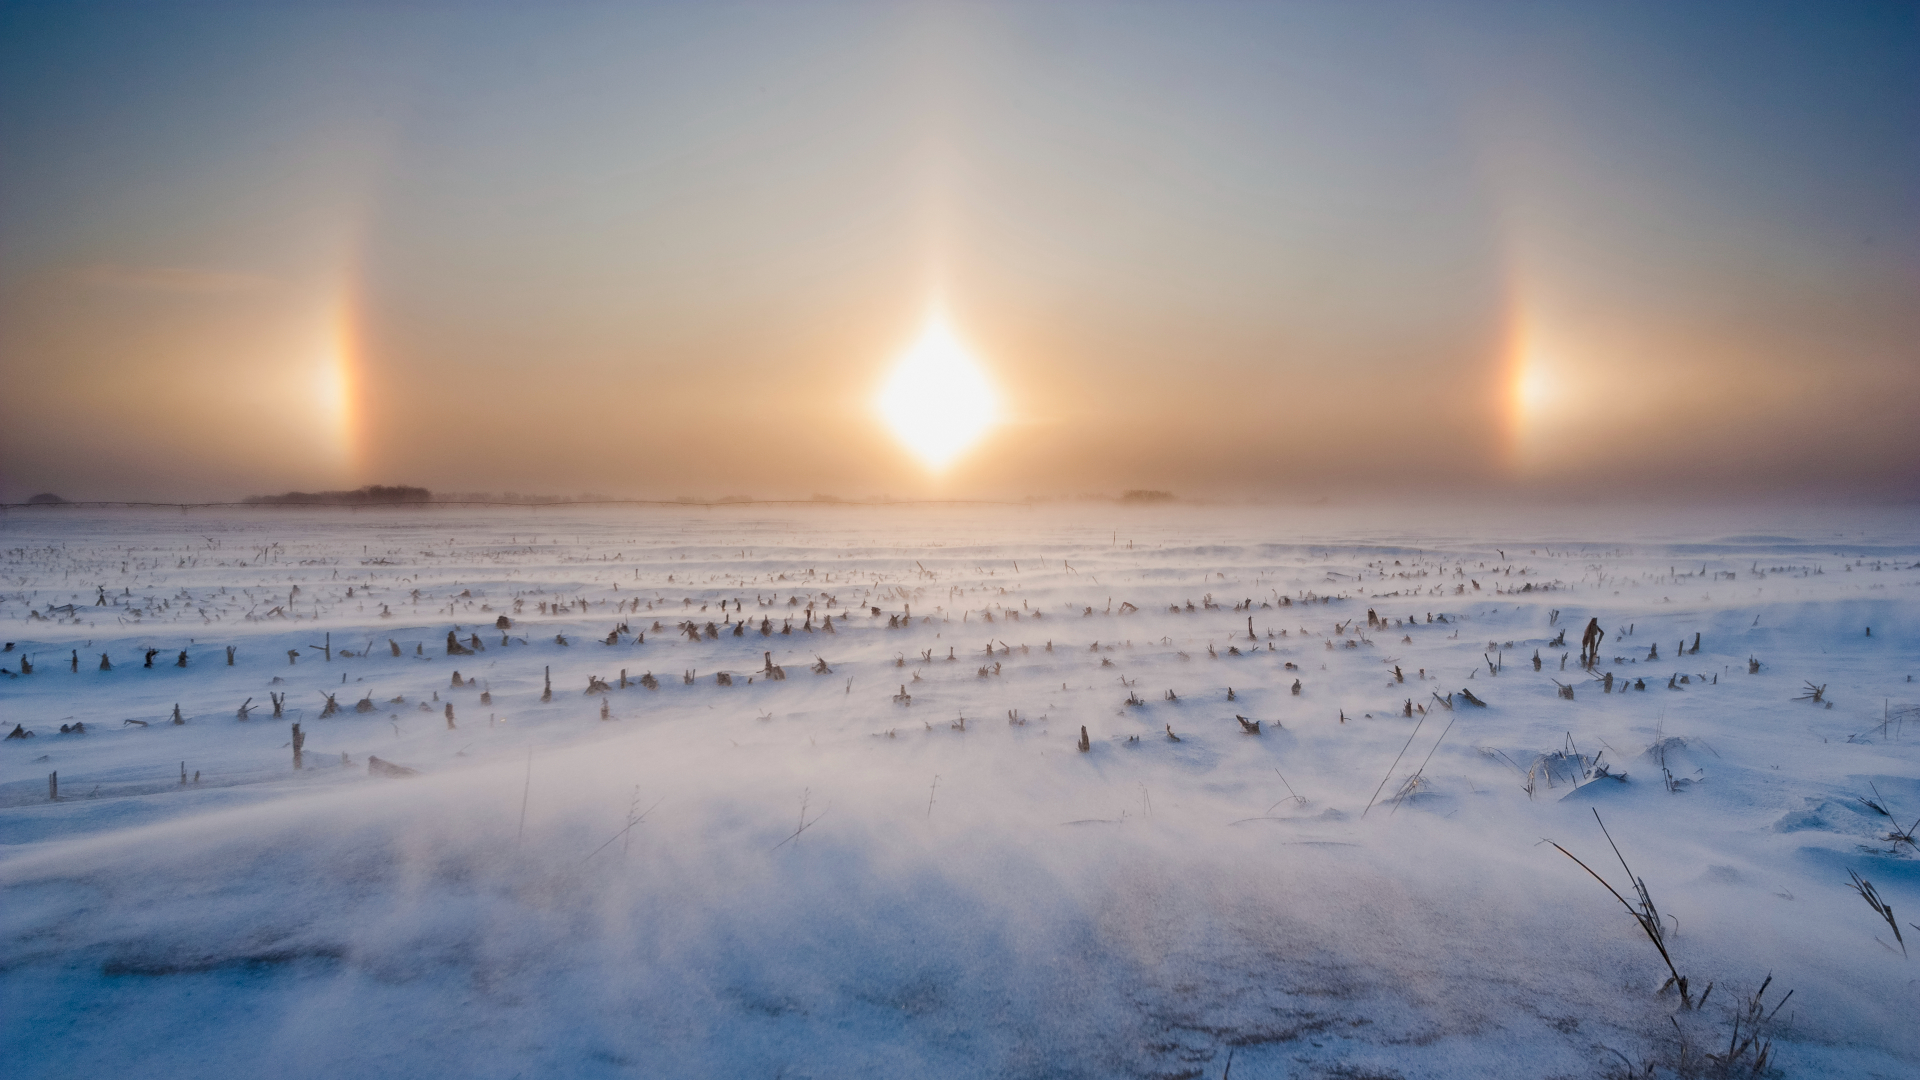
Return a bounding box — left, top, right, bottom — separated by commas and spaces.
1846, 870, 1906, 957
1388, 715, 1457, 816
772, 788, 829, 852
583, 796, 665, 863
1684, 974, 1793, 1078
1363, 710, 1427, 817
1547, 809, 1691, 1005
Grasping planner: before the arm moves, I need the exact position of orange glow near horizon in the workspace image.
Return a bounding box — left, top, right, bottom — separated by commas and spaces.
318, 288, 362, 478
1503, 305, 1553, 476
1502, 295, 1597, 478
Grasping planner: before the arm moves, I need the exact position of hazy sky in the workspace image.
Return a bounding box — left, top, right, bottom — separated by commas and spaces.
1, 1, 1914, 502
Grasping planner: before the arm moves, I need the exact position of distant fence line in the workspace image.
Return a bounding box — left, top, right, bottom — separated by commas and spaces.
1, 499, 1033, 512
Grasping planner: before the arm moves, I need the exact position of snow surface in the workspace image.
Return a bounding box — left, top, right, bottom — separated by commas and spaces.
2, 504, 1917, 1079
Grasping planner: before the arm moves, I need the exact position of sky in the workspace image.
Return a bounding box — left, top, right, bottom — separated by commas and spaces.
0, 1, 1914, 503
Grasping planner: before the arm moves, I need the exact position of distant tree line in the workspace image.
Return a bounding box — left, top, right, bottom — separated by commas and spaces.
242, 485, 431, 505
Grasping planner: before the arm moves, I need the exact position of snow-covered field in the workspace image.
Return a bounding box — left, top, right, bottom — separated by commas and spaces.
2, 503, 1916, 1079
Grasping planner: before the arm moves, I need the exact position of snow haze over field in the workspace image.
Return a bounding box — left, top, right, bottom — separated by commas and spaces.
3, 504, 1918, 1079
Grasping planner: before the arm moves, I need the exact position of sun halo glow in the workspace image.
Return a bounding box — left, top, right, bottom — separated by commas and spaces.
876, 317, 998, 472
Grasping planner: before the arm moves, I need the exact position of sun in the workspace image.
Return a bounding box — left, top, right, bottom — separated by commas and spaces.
876, 315, 998, 471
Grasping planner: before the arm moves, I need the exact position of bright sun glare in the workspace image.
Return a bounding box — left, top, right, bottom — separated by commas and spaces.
876, 316, 998, 471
